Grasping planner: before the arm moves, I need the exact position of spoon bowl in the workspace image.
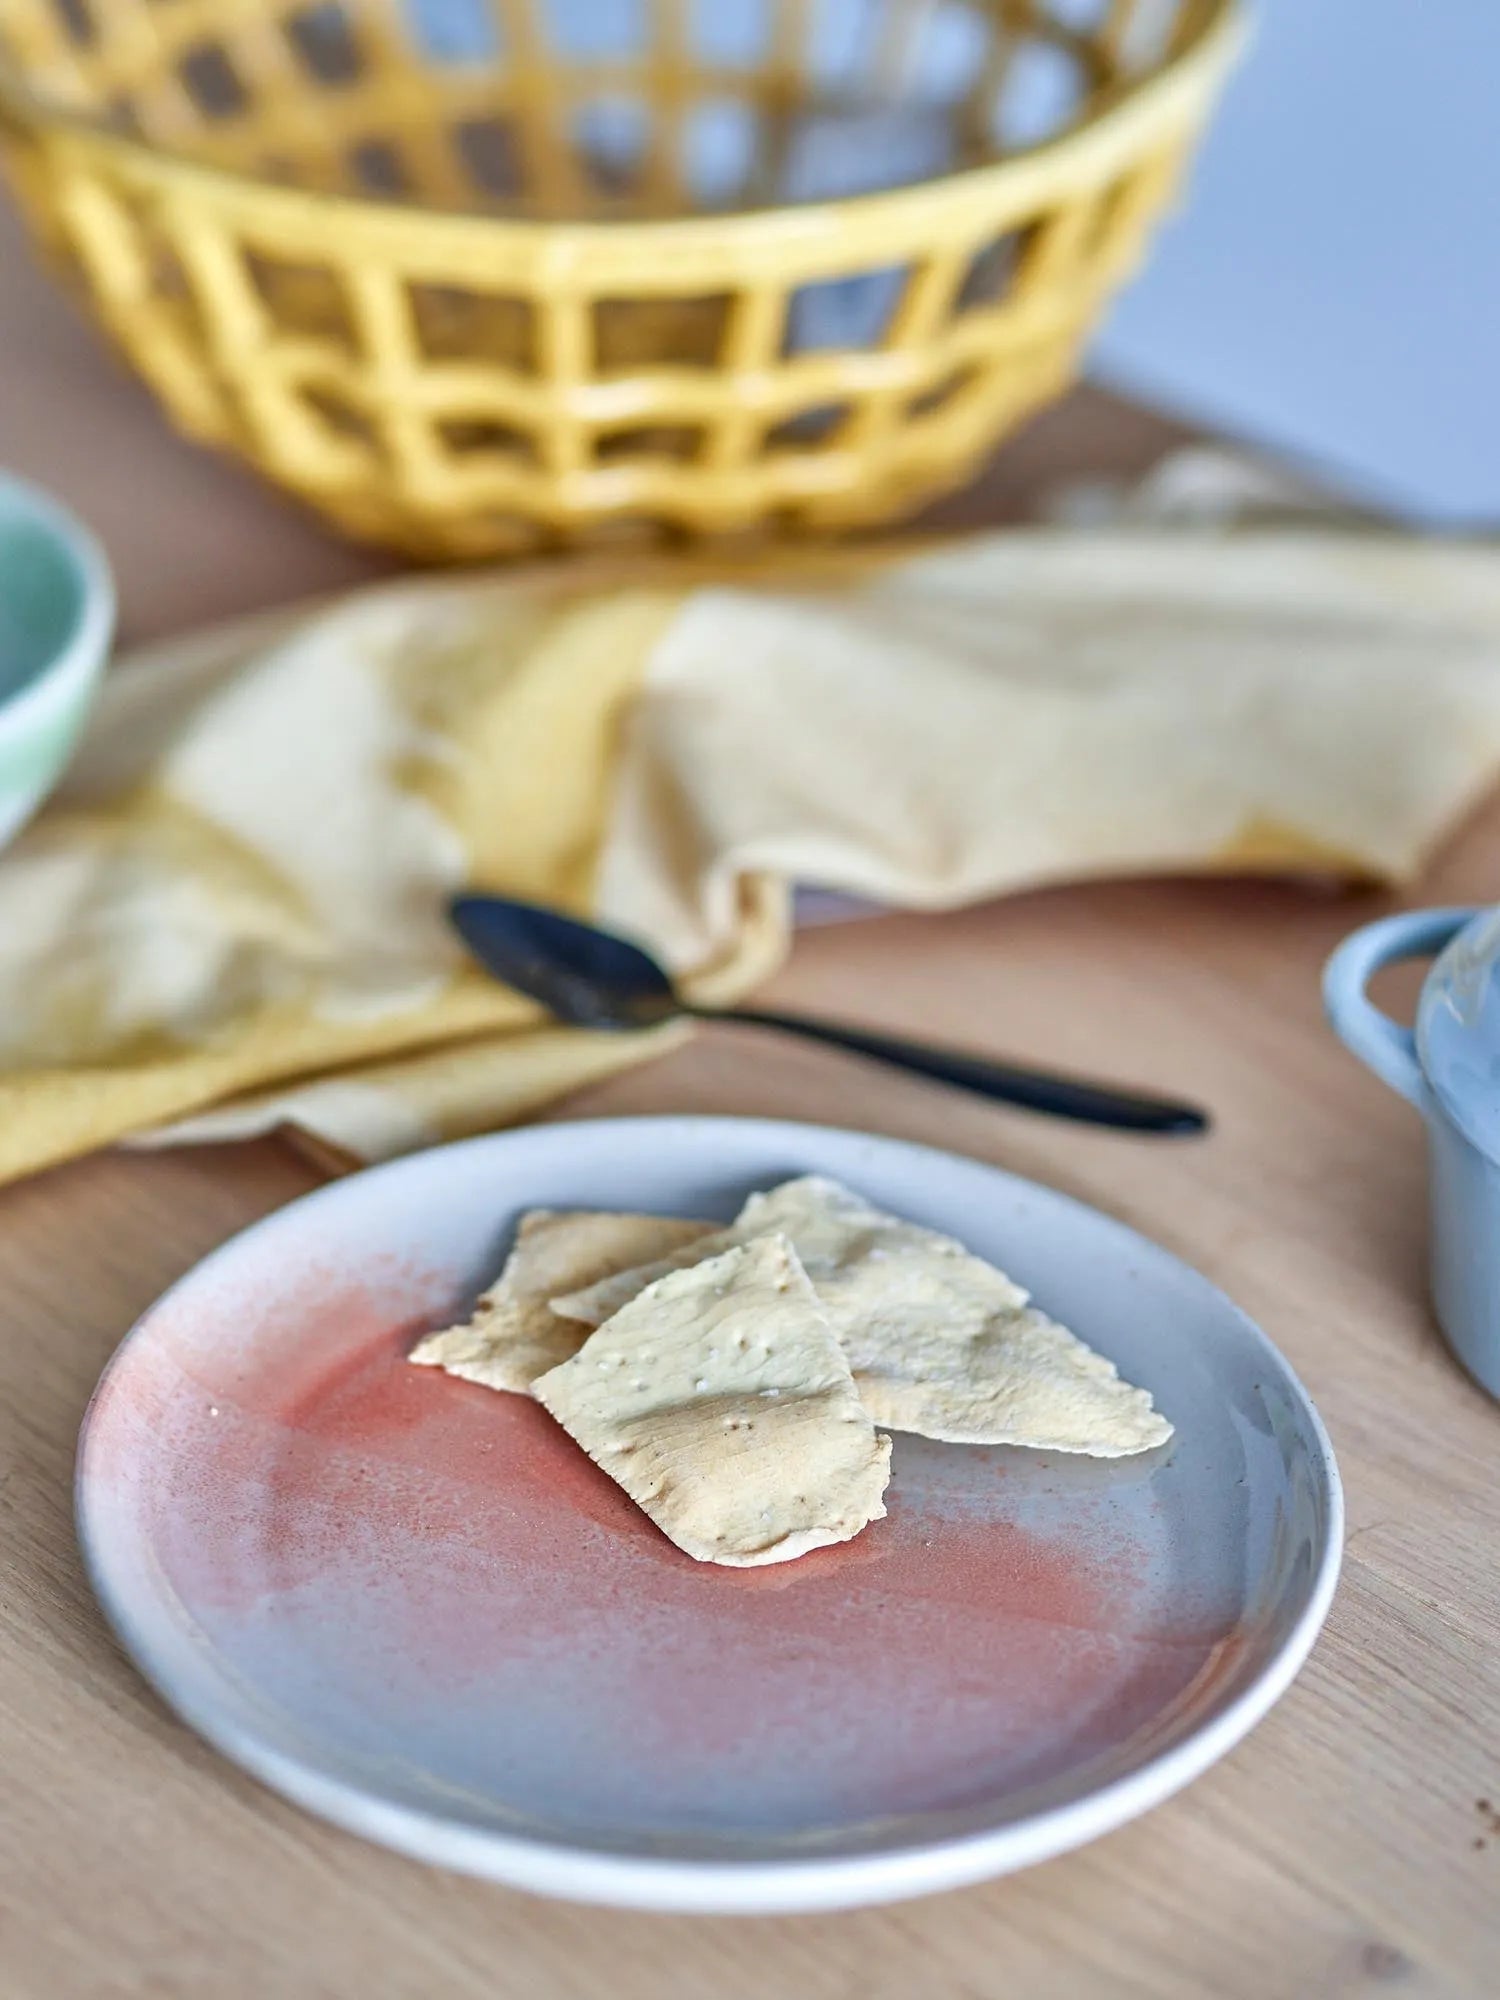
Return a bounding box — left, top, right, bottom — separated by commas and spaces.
452, 896, 677, 1030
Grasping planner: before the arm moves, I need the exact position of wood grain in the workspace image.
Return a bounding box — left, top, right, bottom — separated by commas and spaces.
5, 853, 1500, 1997
3, 193, 1495, 1999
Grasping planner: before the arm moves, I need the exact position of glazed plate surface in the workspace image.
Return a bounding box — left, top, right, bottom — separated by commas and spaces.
78, 1117, 1341, 1911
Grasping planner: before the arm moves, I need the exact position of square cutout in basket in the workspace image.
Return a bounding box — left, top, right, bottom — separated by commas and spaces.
680, 100, 762, 209
51, 0, 95, 50
783, 266, 910, 354
97, 191, 215, 382
907, 363, 979, 420
111, 195, 196, 306
300, 382, 379, 452
991, 41, 1086, 150
549, 0, 645, 62
687, 0, 768, 69
802, 0, 875, 93
594, 294, 731, 372
573, 97, 651, 198
595, 425, 703, 464
953, 228, 1037, 313
764, 402, 852, 452
245, 249, 358, 349
285, 3, 365, 87
1048, 0, 1112, 29
409, 283, 535, 369
410, 0, 503, 64
347, 137, 410, 197
904, 1, 993, 105
178, 43, 249, 120
452, 116, 526, 201
437, 417, 538, 464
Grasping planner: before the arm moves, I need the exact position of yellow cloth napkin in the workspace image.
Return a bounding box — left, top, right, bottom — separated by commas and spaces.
2, 525, 1499, 1184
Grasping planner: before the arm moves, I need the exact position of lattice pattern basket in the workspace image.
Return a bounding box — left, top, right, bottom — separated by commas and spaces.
0, 0, 1241, 558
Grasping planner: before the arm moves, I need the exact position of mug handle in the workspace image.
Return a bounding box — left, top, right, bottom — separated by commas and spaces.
1323, 908, 1479, 1108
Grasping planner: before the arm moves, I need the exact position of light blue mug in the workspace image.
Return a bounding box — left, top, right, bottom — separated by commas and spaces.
1325, 905, 1500, 1397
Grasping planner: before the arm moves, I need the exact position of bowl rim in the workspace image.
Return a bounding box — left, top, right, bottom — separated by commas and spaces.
0, 0, 1242, 249
0, 470, 115, 735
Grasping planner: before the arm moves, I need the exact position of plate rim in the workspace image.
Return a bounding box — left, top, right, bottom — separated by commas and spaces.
76, 1114, 1344, 1914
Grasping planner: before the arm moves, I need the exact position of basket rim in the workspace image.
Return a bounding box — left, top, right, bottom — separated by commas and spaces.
0, 0, 1242, 249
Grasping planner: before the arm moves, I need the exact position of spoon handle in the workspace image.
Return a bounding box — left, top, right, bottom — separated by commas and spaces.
701, 1007, 1208, 1136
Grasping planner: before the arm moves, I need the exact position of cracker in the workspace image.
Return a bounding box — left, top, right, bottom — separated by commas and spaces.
553, 1175, 1172, 1455
408, 1207, 710, 1394
535, 1234, 891, 1566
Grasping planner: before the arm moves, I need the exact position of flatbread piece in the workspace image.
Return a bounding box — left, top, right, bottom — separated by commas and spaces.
534, 1234, 892, 1566
552, 1175, 1172, 1456
408, 1207, 710, 1394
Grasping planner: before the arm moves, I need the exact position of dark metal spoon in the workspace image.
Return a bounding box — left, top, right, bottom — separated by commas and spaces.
450, 893, 1209, 1137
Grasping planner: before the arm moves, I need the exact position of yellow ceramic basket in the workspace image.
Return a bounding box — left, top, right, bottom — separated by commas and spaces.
0, 0, 1240, 558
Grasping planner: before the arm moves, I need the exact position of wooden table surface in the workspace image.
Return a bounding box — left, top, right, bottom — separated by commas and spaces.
3, 199, 1498, 2000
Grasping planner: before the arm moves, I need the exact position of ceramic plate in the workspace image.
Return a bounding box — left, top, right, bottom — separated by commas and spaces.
77, 1117, 1340, 1913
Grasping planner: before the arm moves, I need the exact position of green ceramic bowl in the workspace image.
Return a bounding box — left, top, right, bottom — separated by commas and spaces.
0, 472, 114, 845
